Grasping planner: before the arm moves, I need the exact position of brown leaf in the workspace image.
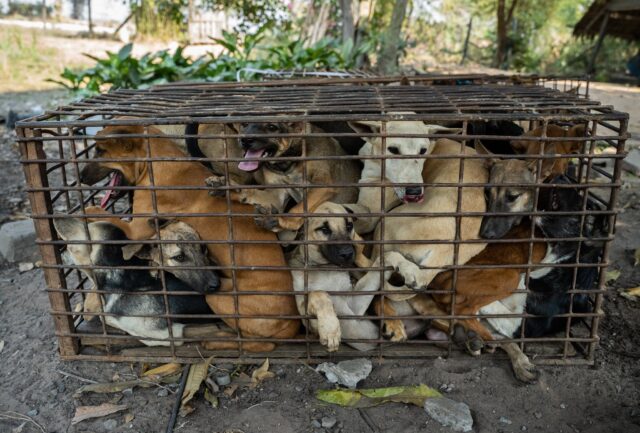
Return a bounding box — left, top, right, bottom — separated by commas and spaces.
634, 249, 640, 267
124, 413, 135, 423
179, 357, 212, 417
250, 359, 275, 388
620, 286, 640, 301
143, 363, 182, 381
71, 403, 127, 424
223, 384, 239, 397
204, 388, 219, 408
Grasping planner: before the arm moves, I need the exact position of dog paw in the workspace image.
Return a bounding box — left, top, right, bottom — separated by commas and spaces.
384, 252, 419, 289
453, 324, 484, 357
383, 319, 407, 342
253, 204, 282, 232
205, 175, 227, 197
513, 358, 540, 384
318, 317, 341, 352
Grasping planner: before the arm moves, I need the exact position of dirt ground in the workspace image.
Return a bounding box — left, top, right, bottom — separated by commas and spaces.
1, 82, 639, 433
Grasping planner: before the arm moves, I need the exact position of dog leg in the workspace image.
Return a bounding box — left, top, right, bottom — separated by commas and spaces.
205, 174, 286, 209
306, 291, 341, 352
384, 251, 421, 290
273, 188, 336, 232
501, 342, 539, 384
372, 297, 407, 342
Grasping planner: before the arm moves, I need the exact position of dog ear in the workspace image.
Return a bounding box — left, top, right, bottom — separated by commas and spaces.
474, 139, 498, 169
122, 243, 150, 260
227, 123, 239, 133
526, 157, 555, 180
347, 120, 381, 135
146, 218, 174, 230
343, 205, 358, 222
424, 125, 462, 135
566, 124, 588, 153
53, 218, 87, 241
96, 126, 144, 152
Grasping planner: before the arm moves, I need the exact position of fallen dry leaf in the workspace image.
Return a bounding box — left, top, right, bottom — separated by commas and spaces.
73, 380, 151, 397
634, 249, 640, 267
0, 340, 4, 354
223, 384, 239, 397
204, 388, 219, 408
620, 286, 640, 301
250, 359, 275, 388
124, 413, 135, 423
179, 357, 212, 417
316, 384, 441, 408
71, 403, 127, 424
143, 363, 182, 380
605, 269, 621, 284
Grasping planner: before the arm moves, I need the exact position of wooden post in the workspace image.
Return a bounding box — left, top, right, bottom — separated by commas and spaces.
42, 0, 47, 29
588, 11, 610, 75
16, 127, 79, 357
87, 0, 93, 35
460, 16, 473, 65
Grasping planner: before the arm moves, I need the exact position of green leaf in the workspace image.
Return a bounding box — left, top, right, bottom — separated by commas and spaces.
316, 385, 441, 408
118, 43, 133, 61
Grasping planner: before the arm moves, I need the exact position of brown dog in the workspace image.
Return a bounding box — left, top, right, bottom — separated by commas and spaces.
205, 121, 361, 233
79, 125, 299, 351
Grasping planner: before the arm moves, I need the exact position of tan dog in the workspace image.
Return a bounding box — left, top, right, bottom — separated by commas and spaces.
205, 121, 361, 232
79, 125, 299, 351
345, 114, 461, 234
289, 202, 378, 352
356, 138, 489, 302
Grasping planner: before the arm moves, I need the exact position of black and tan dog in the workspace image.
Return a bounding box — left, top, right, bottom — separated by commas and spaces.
55, 218, 218, 346
205, 121, 361, 233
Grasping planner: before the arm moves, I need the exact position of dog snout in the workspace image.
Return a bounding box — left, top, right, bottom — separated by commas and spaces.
205, 272, 220, 293
405, 186, 423, 197
479, 217, 513, 239
324, 243, 355, 267
337, 245, 355, 262
80, 163, 112, 185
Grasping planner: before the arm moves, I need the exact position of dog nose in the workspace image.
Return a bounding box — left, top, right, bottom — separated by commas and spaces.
338, 247, 354, 262
240, 138, 254, 149
405, 186, 423, 196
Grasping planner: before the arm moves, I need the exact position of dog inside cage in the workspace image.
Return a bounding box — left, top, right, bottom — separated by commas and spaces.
16, 78, 625, 383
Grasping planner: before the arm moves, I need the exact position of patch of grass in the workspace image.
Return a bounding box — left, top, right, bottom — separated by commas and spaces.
0, 26, 88, 92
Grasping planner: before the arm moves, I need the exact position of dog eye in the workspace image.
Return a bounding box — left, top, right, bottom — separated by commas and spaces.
316, 226, 331, 235
346, 221, 353, 231
172, 253, 185, 262
419, 148, 427, 155
388, 146, 400, 155
267, 124, 279, 132
506, 192, 521, 202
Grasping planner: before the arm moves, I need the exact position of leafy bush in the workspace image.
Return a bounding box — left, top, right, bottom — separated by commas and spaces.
51, 30, 370, 94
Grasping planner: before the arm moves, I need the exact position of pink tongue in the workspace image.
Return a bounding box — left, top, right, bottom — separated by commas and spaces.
238, 149, 266, 172
100, 172, 121, 209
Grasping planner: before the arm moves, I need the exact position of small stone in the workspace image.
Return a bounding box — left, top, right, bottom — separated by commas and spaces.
157, 388, 169, 397
534, 411, 543, 419
316, 358, 372, 389
521, 426, 528, 431
103, 419, 118, 430
18, 262, 34, 273
0, 220, 38, 263
122, 388, 133, 396
560, 403, 566, 409
27, 409, 38, 417
215, 373, 231, 386
424, 397, 473, 432
56, 382, 66, 393
311, 419, 322, 428
295, 386, 303, 392
499, 416, 512, 425
321, 416, 337, 429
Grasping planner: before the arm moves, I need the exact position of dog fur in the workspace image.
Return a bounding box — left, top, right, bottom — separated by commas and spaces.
289, 202, 379, 351
345, 115, 461, 234
55, 218, 217, 346
80, 125, 300, 352
205, 121, 361, 233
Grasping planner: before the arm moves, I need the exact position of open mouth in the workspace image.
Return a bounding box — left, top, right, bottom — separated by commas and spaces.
403, 194, 425, 204
238, 145, 278, 172
100, 171, 124, 209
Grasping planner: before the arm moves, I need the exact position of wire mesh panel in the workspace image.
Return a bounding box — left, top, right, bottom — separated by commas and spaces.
16, 81, 626, 368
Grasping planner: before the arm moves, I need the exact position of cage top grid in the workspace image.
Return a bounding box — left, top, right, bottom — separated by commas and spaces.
18, 84, 625, 128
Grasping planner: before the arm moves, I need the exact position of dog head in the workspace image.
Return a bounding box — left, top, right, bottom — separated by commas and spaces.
79, 125, 153, 208
53, 217, 220, 293
510, 124, 587, 176
349, 114, 459, 203
132, 218, 220, 293
300, 202, 361, 267
476, 140, 555, 239
235, 121, 305, 172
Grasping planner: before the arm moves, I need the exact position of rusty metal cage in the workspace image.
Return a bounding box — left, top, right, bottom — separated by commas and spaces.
16, 79, 626, 366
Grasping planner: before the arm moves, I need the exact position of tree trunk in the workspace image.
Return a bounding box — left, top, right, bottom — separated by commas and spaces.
87, 0, 93, 35
377, 0, 408, 75
339, 0, 355, 44
460, 16, 473, 65
493, 0, 517, 69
